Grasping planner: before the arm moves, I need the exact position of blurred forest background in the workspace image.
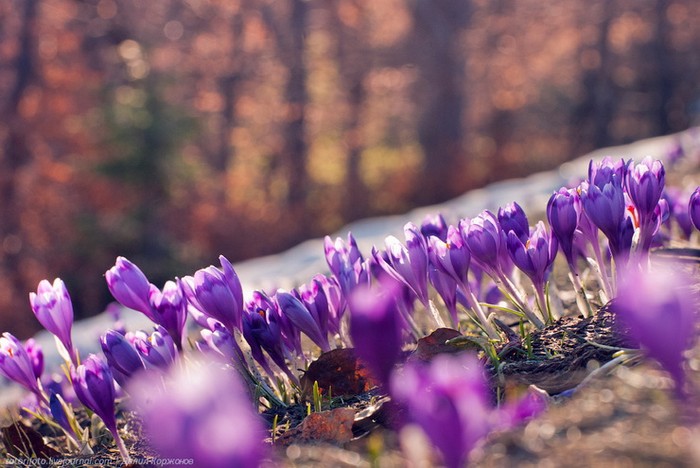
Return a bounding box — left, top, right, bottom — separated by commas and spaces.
1, 0, 700, 337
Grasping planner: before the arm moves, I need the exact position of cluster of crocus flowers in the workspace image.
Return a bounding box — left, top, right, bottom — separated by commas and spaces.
0, 153, 699, 466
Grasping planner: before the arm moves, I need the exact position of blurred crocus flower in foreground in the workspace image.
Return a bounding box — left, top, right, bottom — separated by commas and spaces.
128, 358, 266, 468
612, 263, 698, 397
391, 353, 546, 468
349, 277, 405, 387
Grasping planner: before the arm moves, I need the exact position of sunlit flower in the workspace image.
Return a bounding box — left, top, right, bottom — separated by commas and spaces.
29, 278, 77, 364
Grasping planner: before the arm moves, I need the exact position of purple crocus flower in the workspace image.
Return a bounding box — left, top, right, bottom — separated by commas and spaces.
626, 157, 665, 220
690, 186, 700, 232
71, 354, 130, 464
349, 277, 404, 387
391, 353, 545, 468
664, 188, 693, 239
181, 255, 244, 334
241, 306, 298, 384
100, 330, 146, 388
49, 392, 79, 444
0, 333, 46, 404
296, 275, 332, 345
462, 211, 508, 278
498, 201, 530, 242
506, 221, 558, 323
324, 232, 367, 299
129, 326, 178, 371
276, 291, 331, 352
428, 226, 470, 287
420, 212, 448, 241
579, 180, 633, 264
29, 278, 77, 365
128, 358, 267, 468
105, 257, 154, 319
612, 264, 697, 398
148, 280, 188, 350
589, 156, 629, 188
375, 222, 430, 305
547, 187, 581, 273
626, 157, 666, 251
24, 338, 44, 382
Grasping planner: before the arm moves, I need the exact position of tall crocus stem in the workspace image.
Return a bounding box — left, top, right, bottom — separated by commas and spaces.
588, 235, 614, 299
568, 272, 593, 318
534, 285, 553, 325
497, 273, 545, 329
459, 285, 500, 340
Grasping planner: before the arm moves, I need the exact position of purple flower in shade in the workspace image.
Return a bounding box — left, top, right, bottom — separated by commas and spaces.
506, 222, 559, 296
148, 280, 188, 351
0, 333, 46, 404
498, 201, 530, 242
547, 187, 582, 273
690, 186, 700, 232
391, 353, 545, 468
324, 232, 367, 299
579, 180, 633, 263
29, 279, 77, 365
24, 338, 44, 382
241, 305, 298, 384
71, 354, 130, 464
105, 257, 154, 319
612, 264, 698, 398
276, 291, 330, 352
349, 277, 405, 387
420, 212, 448, 241
181, 255, 244, 334
128, 358, 267, 468
376, 222, 430, 305
506, 222, 558, 323
129, 326, 178, 371
100, 330, 146, 388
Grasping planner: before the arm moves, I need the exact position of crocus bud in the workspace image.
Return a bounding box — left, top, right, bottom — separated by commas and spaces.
547, 187, 581, 272
105, 257, 155, 320
71, 354, 130, 464
324, 232, 365, 298
498, 201, 530, 242
626, 157, 665, 220
0, 333, 45, 403
100, 330, 146, 387
376, 222, 430, 305
29, 278, 77, 364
